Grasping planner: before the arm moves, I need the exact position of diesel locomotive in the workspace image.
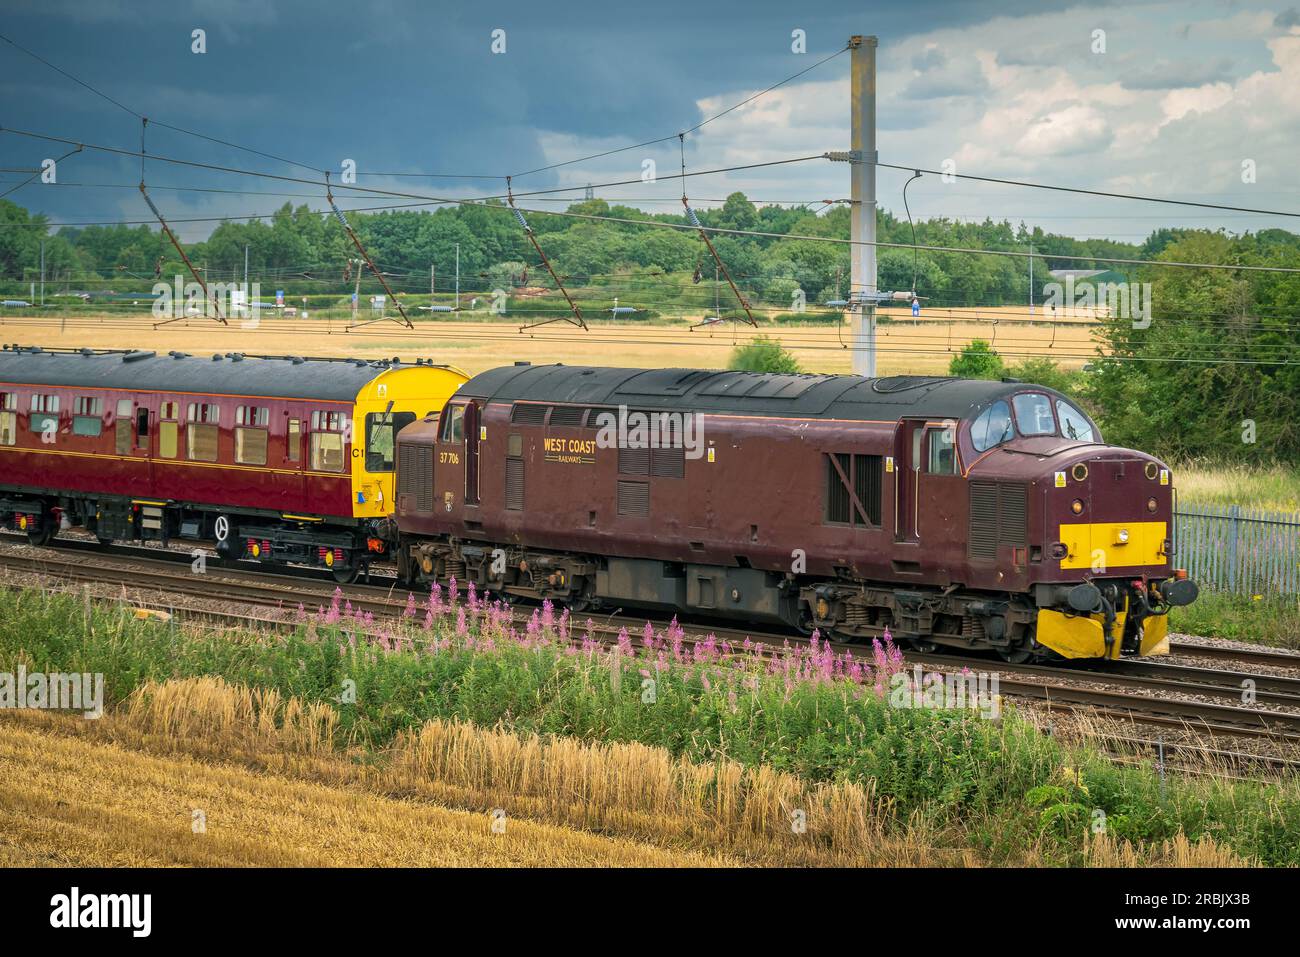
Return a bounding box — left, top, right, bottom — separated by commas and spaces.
393, 363, 1199, 661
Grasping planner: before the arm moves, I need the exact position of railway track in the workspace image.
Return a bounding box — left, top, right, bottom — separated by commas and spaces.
4, 537, 1300, 750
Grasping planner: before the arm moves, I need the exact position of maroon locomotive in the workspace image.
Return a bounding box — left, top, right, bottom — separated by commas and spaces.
393, 363, 1198, 661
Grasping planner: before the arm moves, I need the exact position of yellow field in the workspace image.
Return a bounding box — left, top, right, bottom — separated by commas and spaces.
0, 306, 1101, 376
0, 677, 1245, 868
0, 718, 736, 867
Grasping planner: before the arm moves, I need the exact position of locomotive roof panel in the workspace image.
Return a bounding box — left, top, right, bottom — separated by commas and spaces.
459, 364, 1044, 422
0, 347, 406, 402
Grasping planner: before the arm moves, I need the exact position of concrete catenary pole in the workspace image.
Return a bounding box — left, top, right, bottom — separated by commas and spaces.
849, 35, 878, 377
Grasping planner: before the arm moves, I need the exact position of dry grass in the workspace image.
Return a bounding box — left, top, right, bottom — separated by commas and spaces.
0, 676, 1251, 867
1085, 832, 1246, 868
1173, 462, 1300, 510
0, 311, 1099, 376
0, 718, 736, 868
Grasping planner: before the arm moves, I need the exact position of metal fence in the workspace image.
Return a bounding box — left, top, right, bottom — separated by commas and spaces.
1175, 505, 1300, 596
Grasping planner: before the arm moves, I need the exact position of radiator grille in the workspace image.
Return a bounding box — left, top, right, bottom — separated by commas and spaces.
618, 447, 650, 475
650, 446, 685, 478
397, 443, 434, 512
511, 403, 548, 425
505, 457, 524, 510
825, 453, 882, 526
548, 405, 585, 427
969, 481, 1026, 559
617, 480, 650, 516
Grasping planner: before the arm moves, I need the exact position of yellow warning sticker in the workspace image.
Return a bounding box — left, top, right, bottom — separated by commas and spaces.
1054, 471, 1067, 488
885, 456, 894, 473
707, 447, 716, 463
1160, 469, 1169, 485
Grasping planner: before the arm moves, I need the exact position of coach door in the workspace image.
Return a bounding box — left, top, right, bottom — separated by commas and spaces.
114, 395, 153, 490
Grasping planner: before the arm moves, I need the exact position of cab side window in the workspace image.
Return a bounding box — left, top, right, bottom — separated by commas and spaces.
926, 426, 956, 475
440, 404, 465, 443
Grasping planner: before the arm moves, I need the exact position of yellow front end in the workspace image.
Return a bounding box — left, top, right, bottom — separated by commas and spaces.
1057, 521, 1167, 570
1035, 605, 1170, 659
350, 364, 467, 519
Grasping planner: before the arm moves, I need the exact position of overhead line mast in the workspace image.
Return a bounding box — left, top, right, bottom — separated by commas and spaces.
325, 172, 414, 331
507, 176, 588, 332
848, 34, 878, 376
139, 119, 226, 327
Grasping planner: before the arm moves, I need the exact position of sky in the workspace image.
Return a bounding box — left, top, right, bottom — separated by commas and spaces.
2, 0, 1299, 242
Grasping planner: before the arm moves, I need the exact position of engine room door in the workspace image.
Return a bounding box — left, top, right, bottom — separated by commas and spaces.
894, 420, 925, 543
464, 401, 480, 506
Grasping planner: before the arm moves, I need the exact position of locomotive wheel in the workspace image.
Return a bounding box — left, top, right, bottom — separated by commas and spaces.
998, 644, 1034, 664
332, 564, 361, 585
26, 524, 55, 547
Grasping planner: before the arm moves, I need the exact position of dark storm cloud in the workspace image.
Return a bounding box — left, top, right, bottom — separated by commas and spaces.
0, 0, 1124, 227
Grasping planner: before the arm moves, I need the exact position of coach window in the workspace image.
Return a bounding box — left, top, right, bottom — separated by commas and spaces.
1056, 400, 1096, 443
366, 411, 416, 472
287, 418, 301, 463
73, 396, 103, 437
30, 394, 59, 437
235, 405, 269, 466
186, 402, 220, 462
440, 403, 465, 443
1012, 393, 1055, 436
926, 425, 957, 475
115, 399, 133, 454
310, 410, 346, 472
970, 400, 1013, 453
159, 402, 179, 459
0, 392, 15, 445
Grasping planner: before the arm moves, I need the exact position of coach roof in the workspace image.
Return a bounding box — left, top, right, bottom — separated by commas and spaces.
459, 364, 1040, 422
0, 347, 405, 402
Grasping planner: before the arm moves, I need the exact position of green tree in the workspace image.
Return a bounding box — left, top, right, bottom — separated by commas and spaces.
728, 335, 802, 373
948, 340, 1006, 379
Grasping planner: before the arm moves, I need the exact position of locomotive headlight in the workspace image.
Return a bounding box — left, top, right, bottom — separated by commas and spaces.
1147, 497, 1158, 513
1144, 462, 1159, 481
1070, 499, 1085, 515
1115, 528, 1130, 544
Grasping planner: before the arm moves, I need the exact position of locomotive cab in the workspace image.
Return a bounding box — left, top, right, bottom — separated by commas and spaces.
958, 389, 1198, 660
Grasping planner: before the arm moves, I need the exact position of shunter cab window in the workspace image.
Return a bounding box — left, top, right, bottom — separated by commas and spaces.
1056, 400, 1096, 442
1012, 393, 1055, 436
926, 426, 957, 475
187, 403, 220, 462
310, 410, 346, 472
440, 404, 465, 443
0, 392, 15, 446
970, 400, 1013, 453
366, 411, 417, 472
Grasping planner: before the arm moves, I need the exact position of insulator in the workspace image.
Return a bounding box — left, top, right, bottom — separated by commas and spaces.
331, 206, 350, 230
685, 205, 702, 229
512, 207, 530, 232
